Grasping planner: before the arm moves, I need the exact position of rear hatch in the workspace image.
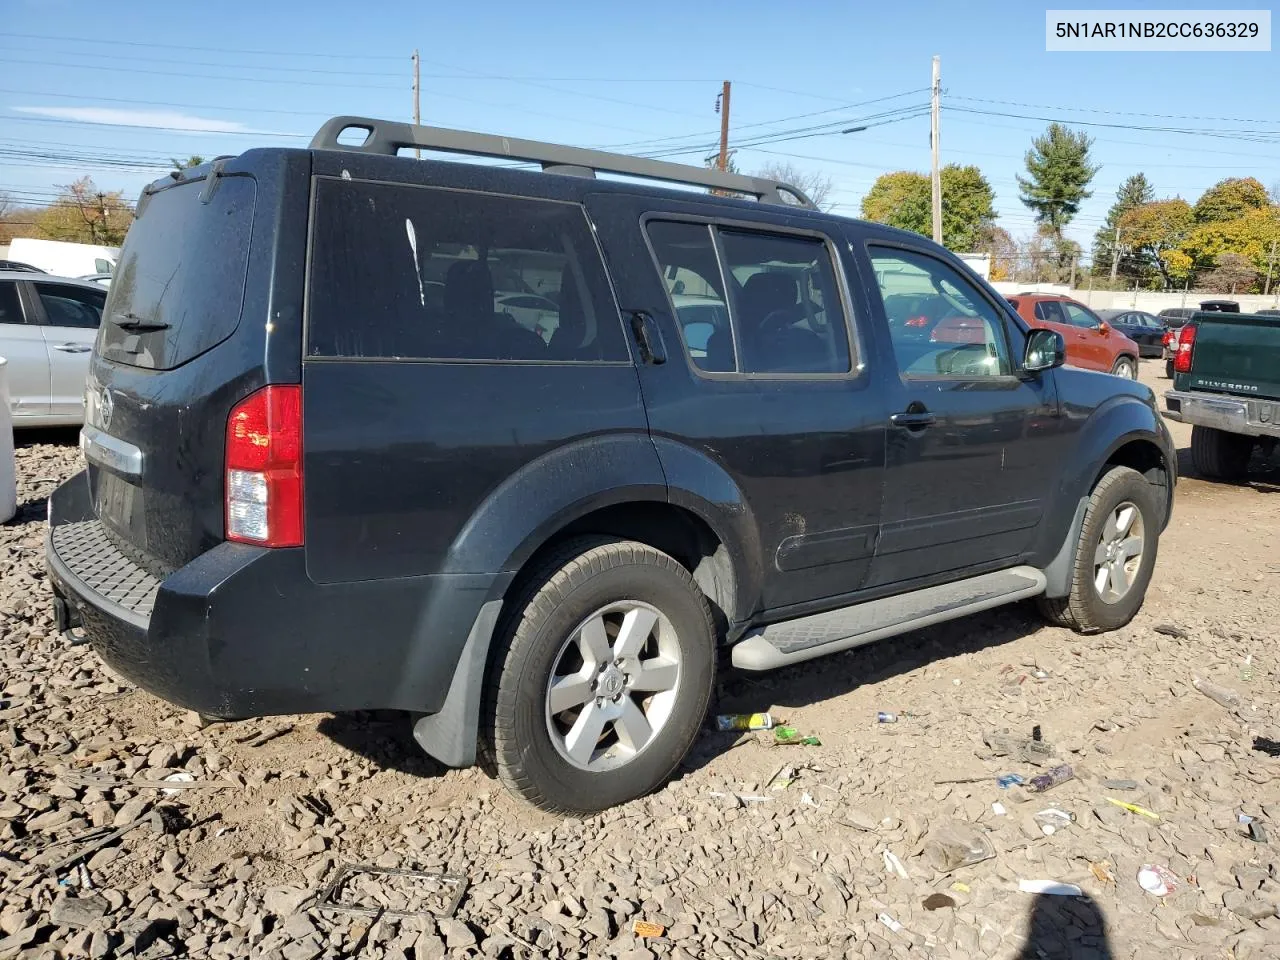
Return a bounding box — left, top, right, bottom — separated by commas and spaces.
83, 150, 310, 575
1182, 311, 1280, 401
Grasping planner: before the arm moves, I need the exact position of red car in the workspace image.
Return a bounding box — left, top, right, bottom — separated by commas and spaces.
1006, 294, 1141, 379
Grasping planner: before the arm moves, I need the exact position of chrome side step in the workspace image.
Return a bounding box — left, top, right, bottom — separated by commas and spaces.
731, 566, 1046, 671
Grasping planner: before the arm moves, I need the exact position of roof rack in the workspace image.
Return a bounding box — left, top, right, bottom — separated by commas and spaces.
310, 115, 817, 210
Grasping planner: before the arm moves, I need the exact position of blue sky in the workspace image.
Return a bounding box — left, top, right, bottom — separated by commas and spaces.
2, 0, 1277, 258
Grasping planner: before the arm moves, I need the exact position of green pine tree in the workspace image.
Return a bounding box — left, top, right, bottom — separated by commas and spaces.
1091, 173, 1154, 278
1017, 123, 1099, 241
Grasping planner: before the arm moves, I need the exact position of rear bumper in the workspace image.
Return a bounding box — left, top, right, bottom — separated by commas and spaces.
1164, 390, 1280, 439
45, 471, 506, 719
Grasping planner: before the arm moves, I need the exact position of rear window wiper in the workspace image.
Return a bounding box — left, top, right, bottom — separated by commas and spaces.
111, 312, 170, 332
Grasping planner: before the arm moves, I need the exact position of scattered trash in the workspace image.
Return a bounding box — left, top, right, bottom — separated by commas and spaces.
1031, 725, 1043, 742
991, 802, 1007, 817
1192, 677, 1240, 710
161, 773, 195, 797
766, 765, 796, 791
43, 807, 171, 877
715, 713, 775, 732
1253, 736, 1280, 757
1101, 779, 1139, 791
1237, 812, 1254, 825
1137, 864, 1178, 897
801, 792, 818, 808
1248, 822, 1268, 844
215, 826, 235, 838
877, 712, 899, 724
315, 863, 467, 919
923, 821, 996, 872
1033, 809, 1074, 835
997, 774, 1026, 790
984, 731, 1055, 765
773, 726, 821, 746
935, 775, 997, 785
1026, 765, 1074, 793
1154, 624, 1188, 639
708, 791, 773, 804
922, 893, 955, 911
950, 882, 970, 894
632, 920, 666, 938
1240, 655, 1253, 682
237, 723, 294, 747
1089, 861, 1116, 886
1105, 797, 1160, 821
877, 912, 904, 934
1019, 879, 1083, 896
883, 851, 909, 880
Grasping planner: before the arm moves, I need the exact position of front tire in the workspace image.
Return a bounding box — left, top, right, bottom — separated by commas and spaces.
1111, 356, 1137, 380
1037, 466, 1160, 633
485, 538, 716, 814
1190, 425, 1253, 481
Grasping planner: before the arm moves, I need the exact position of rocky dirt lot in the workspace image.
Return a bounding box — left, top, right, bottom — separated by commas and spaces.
2, 359, 1279, 960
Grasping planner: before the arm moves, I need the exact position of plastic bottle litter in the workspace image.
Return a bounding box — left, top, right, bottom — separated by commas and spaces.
1192, 677, 1240, 709
997, 774, 1025, 789
923, 821, 996, 872
1027, 764, 1074, 793
1137, 864, 1178, 897
1019, 879, 1083, 896
877, 711, 899, 723
1033, 809, 1074, 836
715, 712, 775, 731
877, 913, 904, 934
883, 851, 909, 880
1105, 797, 1160, 821
773, 726, 821, 746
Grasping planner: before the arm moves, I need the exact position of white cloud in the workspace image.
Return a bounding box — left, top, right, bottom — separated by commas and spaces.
13, 106, 270, 135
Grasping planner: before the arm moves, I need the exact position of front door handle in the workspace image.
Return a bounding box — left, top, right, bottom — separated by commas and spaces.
53, 343, 92, 353
890, 408, 936, 430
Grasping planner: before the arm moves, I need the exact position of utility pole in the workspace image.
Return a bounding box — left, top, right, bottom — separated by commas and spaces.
411, 49, 421, 158
717, 81, 732, 172
1109, 225, 1122, 282
930, 56, 942, 245
1069, 255, 1077, 288
1266, 238, 1277, 296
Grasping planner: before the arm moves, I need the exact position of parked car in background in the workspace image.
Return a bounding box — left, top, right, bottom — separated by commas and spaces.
8, 238, 117, 279
46, 118, 1176, 814
0, 260, 45, 274
1160, 302, 1241, 377
1096, 309, 1164, 358
496, 292, 560, 342
1158, 307, 1197, 329
1006, 293, 1141, 378
1164, 309, 1280, 480
0, 271, 104, 426
1257, 309, 1280, 317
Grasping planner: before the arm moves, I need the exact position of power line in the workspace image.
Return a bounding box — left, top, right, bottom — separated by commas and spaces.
948, 95, 1280, 127
946, 105, 1280, 144
0, 115, 308, 138
0, 56, 405, 90
1, 31, 405, 60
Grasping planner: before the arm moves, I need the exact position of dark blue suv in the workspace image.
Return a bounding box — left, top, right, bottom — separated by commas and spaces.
46, 117, 1176, 813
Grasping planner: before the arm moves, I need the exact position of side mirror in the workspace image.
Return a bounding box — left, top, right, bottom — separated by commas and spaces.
1097, 321, 1110, 335
1024, 328, 1065, 372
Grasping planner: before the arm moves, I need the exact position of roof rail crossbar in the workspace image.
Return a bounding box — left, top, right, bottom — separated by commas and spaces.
310, 115, 817, 210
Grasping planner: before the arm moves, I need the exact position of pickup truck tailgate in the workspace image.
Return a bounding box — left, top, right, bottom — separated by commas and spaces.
1182, 313, 1280, 400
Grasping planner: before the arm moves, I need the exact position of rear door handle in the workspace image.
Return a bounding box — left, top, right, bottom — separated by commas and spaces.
53, 343, 92, 353
890, 410, 936, 429
628, 310, 667, 365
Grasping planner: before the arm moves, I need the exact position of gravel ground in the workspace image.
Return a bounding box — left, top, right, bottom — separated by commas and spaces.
2, 360, 1279, 960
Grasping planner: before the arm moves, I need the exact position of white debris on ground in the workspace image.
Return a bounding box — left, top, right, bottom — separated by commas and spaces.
2, 370, 1279, 960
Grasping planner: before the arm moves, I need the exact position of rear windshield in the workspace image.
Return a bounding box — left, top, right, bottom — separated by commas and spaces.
97, 175, 256, 370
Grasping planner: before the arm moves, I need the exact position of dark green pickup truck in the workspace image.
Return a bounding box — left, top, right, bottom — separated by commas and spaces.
1164, 310, 1280, 479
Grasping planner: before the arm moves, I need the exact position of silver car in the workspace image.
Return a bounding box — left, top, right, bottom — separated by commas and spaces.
0, 270, 104, 426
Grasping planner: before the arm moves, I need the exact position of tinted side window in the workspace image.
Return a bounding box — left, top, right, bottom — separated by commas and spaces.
0, 282, 24, 324
869, 246, 1012, 378
646, 221, 733, 372
1034, 300, 1067, 325
36, 283, 105, 329
308, 180, 627, 362
718, 230, 851, 374
1062, 303, 1099, 329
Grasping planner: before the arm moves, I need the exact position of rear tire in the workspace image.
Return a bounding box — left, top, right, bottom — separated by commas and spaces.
1190, 425, 1253, 481
1164, 359, 1174, 379
485, 538, 716, 814
1036, 466, 1160, 633
1111, 356, 1137, 380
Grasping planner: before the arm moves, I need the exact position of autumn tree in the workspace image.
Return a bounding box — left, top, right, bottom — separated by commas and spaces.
860, 165, 996, 251
1179, 206, 1280, 278
33, 177, 133, 246
1092, 173, 1154, 279
974, 224, 1017, 281
1117, 199, 1195, 287
1200, 253, 1259, 294
1193, 177, 1270, 223
755, 161, 835, 211
1017, 123, 1098, 241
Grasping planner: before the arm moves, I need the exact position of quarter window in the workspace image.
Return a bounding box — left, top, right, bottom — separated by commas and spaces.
0, 282, 23, 325
308, 180, 628, 362
35, 283, 105, 329
869, 246, 1012, 379
646, 220, 852, 375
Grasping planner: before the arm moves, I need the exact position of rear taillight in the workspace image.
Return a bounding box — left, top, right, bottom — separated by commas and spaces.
1162, 330, 1174, 347
1173, 324, 1196, 374
225, 385, 303, 547
905, 315, 929, 328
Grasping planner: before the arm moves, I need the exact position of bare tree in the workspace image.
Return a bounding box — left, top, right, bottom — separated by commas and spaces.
755, 161, 836, 212
0, 191, 12, 220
